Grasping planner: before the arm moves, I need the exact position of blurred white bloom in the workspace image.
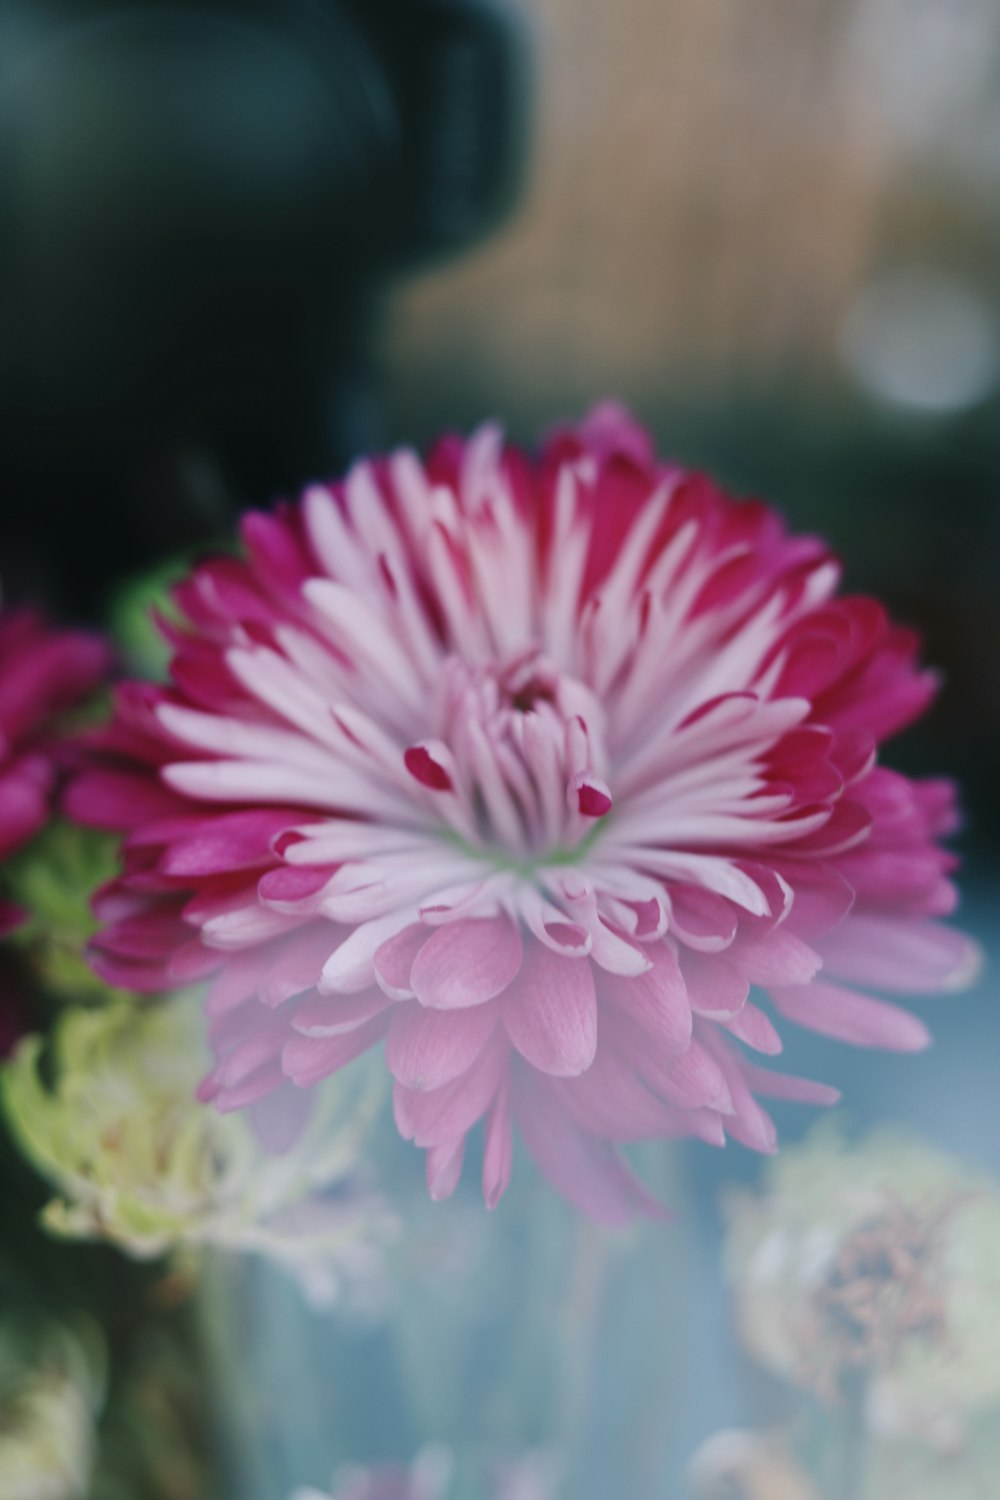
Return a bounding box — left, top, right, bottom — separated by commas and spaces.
724, 1126, 1000, 1442
1, 997, 394, 1305
0, 1316, 105, 1500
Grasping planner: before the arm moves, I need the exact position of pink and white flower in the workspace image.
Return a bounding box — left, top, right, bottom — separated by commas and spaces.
71, 406, 976, 1222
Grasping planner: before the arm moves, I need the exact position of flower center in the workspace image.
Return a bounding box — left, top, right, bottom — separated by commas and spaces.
405, 648, 615, 866
807, 1197, 961, 1399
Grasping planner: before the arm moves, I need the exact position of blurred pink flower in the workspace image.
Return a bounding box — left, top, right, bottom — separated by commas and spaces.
0, 604, 109, 1050
0, 606, 108, 864
72, 406, 976, 1221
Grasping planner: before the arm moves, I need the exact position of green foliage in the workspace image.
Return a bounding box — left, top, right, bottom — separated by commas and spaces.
2, 824, 122, 1004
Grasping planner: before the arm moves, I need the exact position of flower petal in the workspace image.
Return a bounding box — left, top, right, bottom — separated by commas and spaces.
386, 1000, 499, 1091
503, 944, 598, 1077
411, 916, 523, 1009
770, 980, 931, 1052
599, 943, 692, 1052
513, 1071, 666, 1226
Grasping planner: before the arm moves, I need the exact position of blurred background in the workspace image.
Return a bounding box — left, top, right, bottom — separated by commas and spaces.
4, 0, 1000, 843
2, 2, 1000, 1497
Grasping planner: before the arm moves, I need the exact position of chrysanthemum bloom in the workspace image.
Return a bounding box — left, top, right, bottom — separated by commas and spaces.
0, 604, 109, 1051
71, 405, 976, 1221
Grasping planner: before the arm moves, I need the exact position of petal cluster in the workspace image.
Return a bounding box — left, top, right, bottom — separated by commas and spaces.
0, 604, 109, 1050
72, 405, 976, 1221
0, 606, 108, 868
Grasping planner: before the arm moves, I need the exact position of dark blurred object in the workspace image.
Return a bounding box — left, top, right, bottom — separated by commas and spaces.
0, 0, 525, 610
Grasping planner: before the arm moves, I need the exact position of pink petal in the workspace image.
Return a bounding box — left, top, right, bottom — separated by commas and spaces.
711, 1053, 777, 1154
818, 915, 980, 994
198, 901, 301, 952
679, 951, 749, 1020
217, 1015, 290, 1088
411, 915, 523, 1009
167, 938, 225, 983
373, 924, 428, 999
612, 1015, 733, 1112
775, 860, 855, 938
292, 990, 394, 1038
482, 1082, 513, 1209
215, 1063, 286, 1112
724, 1001, 783, 1055
393, 1033, 507, 1148
552, 1046, 685, 1141
667, 885, 737, 952
319, 910, 421, 994
785, 798, 871, 856
728, 929, 822, 988
282, 1013, 389, 1088
89, 909, 184, 960
259, 923, 339, 1007
0, 755, 53, 856
572, 773, 613, 817
656, 1040, 735, 1113
426, 1138, 466, 1201
0, 629, 95, 733
740, 1060, 841, 1106
206, 950, 266, 1015
599, 943, 692, 1052
386, 1000, 498, 1091
770, 980, 931, 1052
64, 768, 182, 829
722, 1080, 779, 1146
503, 944, 598, 1077
577, 911, 650, 976
513, 1071, 666, 1227
405, 742, 455, 792
257, 864, 336, 912
88, 949, 176, 992
160, 809, 301, 876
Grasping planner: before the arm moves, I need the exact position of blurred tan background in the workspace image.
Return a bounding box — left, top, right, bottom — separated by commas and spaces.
385, 0, 1000, 438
